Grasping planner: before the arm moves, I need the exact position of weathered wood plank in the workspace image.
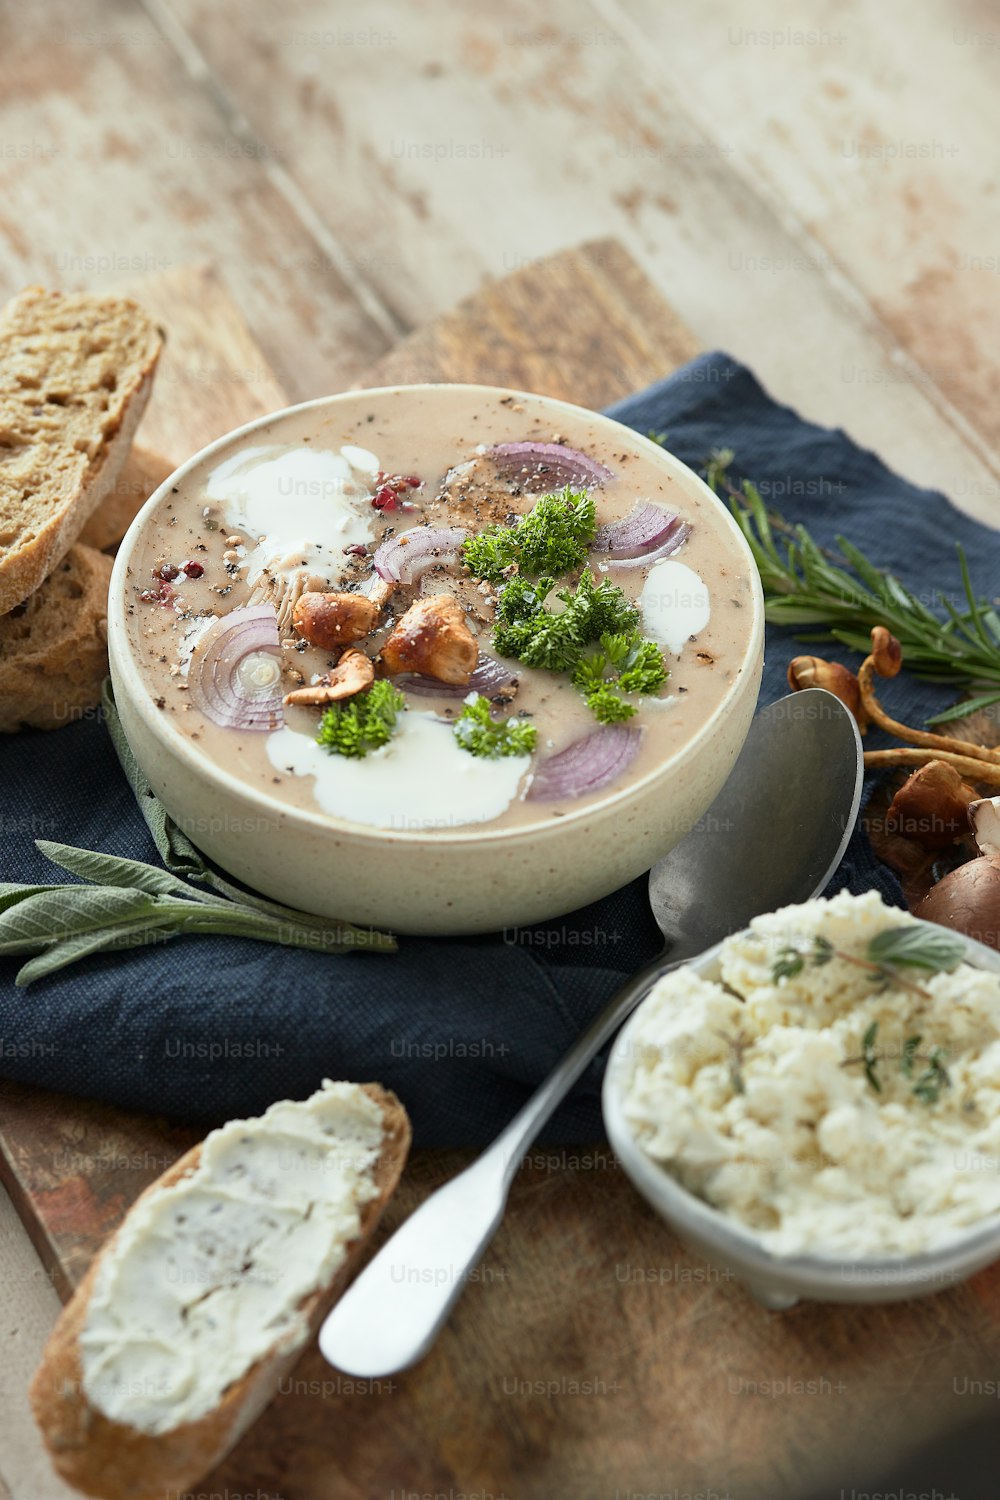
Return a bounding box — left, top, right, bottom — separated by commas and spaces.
361, 238, 700, 404
124, 261, 289, 460
0, 0, 392, 397
618, 0, 1000, 487
161, 0, 1000, 514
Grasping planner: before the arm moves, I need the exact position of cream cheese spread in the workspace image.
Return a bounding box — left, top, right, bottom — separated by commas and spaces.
623, 891, 1000, 1258
79, 1081, 383, 1434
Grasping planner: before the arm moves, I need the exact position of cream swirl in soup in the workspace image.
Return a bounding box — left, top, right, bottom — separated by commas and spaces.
123, 389, 755, 834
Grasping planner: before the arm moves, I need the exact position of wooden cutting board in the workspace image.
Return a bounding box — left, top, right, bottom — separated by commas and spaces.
2, 243, 996, 1500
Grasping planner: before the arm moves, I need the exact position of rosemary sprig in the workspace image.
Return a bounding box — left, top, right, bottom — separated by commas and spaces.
705, 451, 1000, 723
0, 685, 396, 987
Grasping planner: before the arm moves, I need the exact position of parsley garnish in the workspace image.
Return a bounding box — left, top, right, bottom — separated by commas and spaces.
453, 694, 537, 758
316, 680, 406, 758
464, 490, 668, 723
462, 487, 597, 583
493, 571, 639, 671
492, 573, 666, 722
571, 632, 668, 723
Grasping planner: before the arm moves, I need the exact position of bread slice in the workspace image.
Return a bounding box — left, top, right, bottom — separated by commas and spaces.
78, 443, 175, 552
0, 286, 162, 613
0, 542, 113, 732
30, 1082, 411, 1500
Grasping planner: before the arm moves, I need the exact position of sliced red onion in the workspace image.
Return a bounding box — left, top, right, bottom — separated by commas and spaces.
186, 605, 284, 732
527, 725, 642, 801
489, 441, 613, 492
400, 653, 518, 699
373, 525, 468, 584
594, 503, 686, 559
601, 519, 692, 569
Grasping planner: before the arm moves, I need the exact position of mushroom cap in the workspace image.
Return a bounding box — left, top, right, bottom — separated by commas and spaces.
916, 857, 1000, 951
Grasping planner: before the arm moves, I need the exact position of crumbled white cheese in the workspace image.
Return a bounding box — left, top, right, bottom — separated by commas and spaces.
79, 1081, 384, 1433
623, 890, 1000, 1257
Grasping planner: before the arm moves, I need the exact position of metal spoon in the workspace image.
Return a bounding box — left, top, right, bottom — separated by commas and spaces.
320, 687, 863, 1377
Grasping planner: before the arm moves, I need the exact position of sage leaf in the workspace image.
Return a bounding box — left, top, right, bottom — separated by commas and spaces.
0, 678, 401, 983
15, 922, 178, 987
0, 883, 64, 915
101, 678, 395, 949
0, 887, 156, 955
35, 839, 222, 905
159, 901, 384, 954
192, 865, 393, 941
101, 679, 207, 880
866, 926, 966, 974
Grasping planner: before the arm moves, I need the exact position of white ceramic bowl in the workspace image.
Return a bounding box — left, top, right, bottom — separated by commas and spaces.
108, 384, 764, 936
604, 923, 1000, 1306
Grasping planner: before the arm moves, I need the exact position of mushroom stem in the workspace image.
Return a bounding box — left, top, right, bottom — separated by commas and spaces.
864, 748, 1000, 787
857, 628, 1000, 767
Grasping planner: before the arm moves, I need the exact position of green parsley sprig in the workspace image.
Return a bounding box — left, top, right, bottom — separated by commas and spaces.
453, 694, 537, 758
317, 680, 406, 758
491, 570, 640, 672
571, 632, 668, 723
461, 486, 597, 582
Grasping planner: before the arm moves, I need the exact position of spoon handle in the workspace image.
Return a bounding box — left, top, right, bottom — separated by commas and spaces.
319, 950, 681, 1378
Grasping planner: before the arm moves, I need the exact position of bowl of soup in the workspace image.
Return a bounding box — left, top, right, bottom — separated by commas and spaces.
108, 384, 764, 934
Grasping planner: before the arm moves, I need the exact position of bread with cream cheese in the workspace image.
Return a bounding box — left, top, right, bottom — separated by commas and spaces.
30, 1081, 411, 1500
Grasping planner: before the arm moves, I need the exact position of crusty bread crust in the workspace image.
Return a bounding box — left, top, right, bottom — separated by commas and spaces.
30, 1084, 411, 1500
0, 543, 113, 733
0, 287, 163, 614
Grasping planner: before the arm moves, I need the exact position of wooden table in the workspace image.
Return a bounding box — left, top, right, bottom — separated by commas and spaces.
1, 244, 998, 1500
3, 5, 1000, 1497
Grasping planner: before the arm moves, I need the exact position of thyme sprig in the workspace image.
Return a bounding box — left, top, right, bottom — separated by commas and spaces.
705, 450, 1000, 725
841, 1021, 951, 1104
771, 925, 966, 1001
714, 1027, 750, 1095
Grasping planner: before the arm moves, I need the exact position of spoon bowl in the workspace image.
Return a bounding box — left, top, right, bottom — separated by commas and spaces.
651, 687, 863, 963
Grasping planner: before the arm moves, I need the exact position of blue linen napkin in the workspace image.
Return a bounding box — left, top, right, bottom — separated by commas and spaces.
1, 352, 994, 1145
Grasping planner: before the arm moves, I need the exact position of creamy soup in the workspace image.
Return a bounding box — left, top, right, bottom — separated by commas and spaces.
124, 388, 755, 834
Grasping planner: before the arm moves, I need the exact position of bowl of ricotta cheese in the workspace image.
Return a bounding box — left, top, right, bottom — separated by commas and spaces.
108, 383, 763, 934
604, 889, 1000, 1305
